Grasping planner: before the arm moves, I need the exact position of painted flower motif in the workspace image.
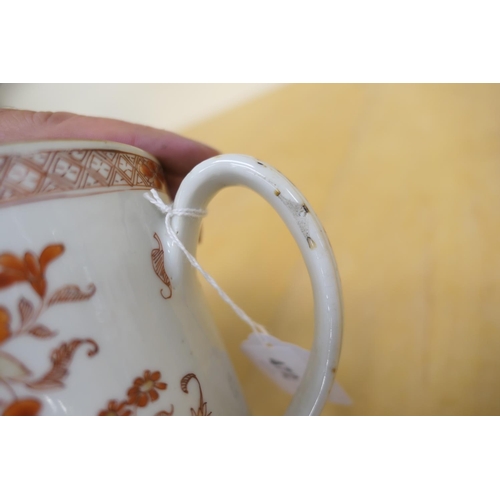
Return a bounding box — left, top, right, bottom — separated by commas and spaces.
0, 307, 11, 344
98, 400, 132, 416
127, 370, 167, 407
140, 161, 164, 189
2, 398, 41, 416
0, 245, 65, 298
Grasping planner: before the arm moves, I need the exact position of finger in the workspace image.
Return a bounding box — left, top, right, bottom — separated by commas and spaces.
164, 173, 185, 199
0, 109, 219, 179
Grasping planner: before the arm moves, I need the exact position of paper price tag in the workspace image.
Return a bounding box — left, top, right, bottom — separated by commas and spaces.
241, 332, 351, 405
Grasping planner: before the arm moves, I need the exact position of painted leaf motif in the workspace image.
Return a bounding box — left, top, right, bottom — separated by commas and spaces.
39, 244, 65, 272
190, 402, 211, 416
28, 324, 56, 339
0, 350, 31, 381
152, 233, 172, 299
23, 252, 46, 297
48, 284, 96, 306
0, 245, 65, 297
26, 338, 98, 390
27, 376, 63, 390
180, 373, 211, 416
0, 253, 25, 272
18, 297, 34, 325
0, 253, 26, 289
0, 307, 11, 343
155, 406, 174, 416
180, 373, 196, 393
24, 252, 38, 276
0, 272, 25, 289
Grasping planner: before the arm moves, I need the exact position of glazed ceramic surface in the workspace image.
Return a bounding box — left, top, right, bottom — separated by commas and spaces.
0, 141, 342, 416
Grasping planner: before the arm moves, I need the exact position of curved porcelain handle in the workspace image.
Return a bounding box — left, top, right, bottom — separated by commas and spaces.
172, 154, 343, 415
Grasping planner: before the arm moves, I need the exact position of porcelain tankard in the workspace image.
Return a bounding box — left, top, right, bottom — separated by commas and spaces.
0, 141, 342, 416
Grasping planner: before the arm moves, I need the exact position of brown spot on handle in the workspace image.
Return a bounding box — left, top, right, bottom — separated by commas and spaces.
274, 189, 281, 196
307, 237, 316, 249
302, 204, 309, 213
332, 367, 337, 374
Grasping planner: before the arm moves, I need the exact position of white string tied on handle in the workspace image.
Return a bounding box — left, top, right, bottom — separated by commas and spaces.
144, 189, 269, 337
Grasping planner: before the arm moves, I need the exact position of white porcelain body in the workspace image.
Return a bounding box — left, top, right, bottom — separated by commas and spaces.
0, 141, 342, 416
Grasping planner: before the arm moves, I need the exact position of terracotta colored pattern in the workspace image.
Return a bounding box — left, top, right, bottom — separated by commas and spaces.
151, 233, 172, 299
98, 369, 172, 416
98, 371, 212, 416
0, 149, 166, 207
0, 241, 211, 416
0, 243, 98, 416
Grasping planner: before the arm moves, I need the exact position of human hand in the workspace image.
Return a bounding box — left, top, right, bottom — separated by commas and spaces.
0, 109, 219, 198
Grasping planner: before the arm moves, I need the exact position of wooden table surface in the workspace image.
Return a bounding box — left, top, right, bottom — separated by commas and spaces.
182, 84, 500, 415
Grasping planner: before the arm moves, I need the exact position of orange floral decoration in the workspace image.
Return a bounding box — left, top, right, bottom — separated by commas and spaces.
0, 244, 65, 298
98, 400, 132, 416
2, 398, 41, 416
0, 242, 98, 417
127, 370, 167, 407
